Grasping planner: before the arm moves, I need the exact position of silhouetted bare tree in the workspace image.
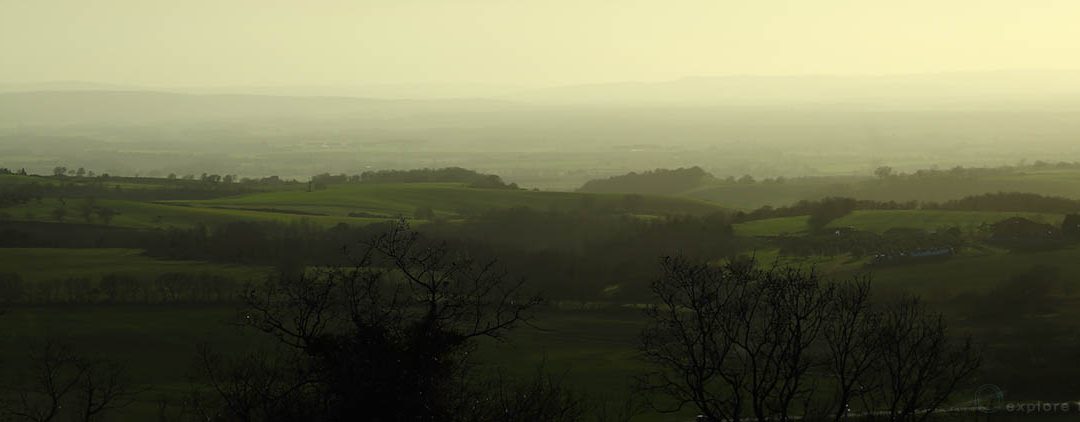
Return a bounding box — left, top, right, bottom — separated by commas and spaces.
640, 257, 980, 422
463, 366, 587, 422
195, 220, 554, 421
640, 258, 834, 422
820, 278, 881, 422
869, 296, 981, 422
2, 340, 135, 422
188, 344, 312, 421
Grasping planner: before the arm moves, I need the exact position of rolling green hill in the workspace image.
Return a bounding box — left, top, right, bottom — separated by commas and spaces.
855, 246, 1080, 298
734, 209, 1065, 236
0, 248, 263, 282
581, 166, 1080, 211
1, 197, 382, 229
6, 174, 1080, 421
1, 181, 726, 230
172, 183, 726, 220
687, 172, 1080, 210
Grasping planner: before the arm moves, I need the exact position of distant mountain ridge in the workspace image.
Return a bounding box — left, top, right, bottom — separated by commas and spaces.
7, 70, 1080, 128
0, 81, 527, 100
508, 70, 1080, 106
0, 90, 519, 125
8, 70, 1080, 107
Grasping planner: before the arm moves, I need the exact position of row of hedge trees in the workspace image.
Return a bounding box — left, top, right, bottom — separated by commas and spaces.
309, 167, 519, 189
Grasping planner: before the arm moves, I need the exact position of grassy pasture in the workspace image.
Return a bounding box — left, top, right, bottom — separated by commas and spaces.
2, 182, 726, 230
0, 305, 689, 421
0, 248, 265, 282
743, 245, 1080, 303
1, 249, 1076, 421
1, 197, 384, 229
1, 243, 1077, 421
0, 174, 193, 190
845, 246, 1080, 299
0, 174, 305, 191
683, 167, 1080, 210
832, 210, 1063, 233
6, 173, 1080, 420
0, 306, 265, 420
734, 209, 1065, 236
0, 174, 53, 185
175, 183, 725, 219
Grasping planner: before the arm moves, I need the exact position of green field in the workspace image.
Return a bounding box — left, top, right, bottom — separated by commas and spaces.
0, 174, 305, 191
0, 248, 265, 282
0, 305, 693, 421
683, 167, 1080, 210
1, 181, 725, 230
1, 197, 383, 229
743, 244, 1080, 302
847, 246, 1080, 298
177, 183, 725, 219
0, 306, 266, 419
4, 172, 1080, 420
734, 209, 1065, 236
1, 247, 1074, 421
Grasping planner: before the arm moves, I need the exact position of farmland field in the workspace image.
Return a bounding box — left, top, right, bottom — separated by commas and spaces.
0, 248, 264, 282
683, 167, 1080, 210
1, 197, 382, 229
176, 182, 726, 219
734, 209, 1065, 236
3, 170, 1080, 421
10, 10, 1080, 419
0, 305, 691, 421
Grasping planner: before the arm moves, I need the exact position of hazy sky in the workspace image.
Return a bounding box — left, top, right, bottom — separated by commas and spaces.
3, 0, 1080, 87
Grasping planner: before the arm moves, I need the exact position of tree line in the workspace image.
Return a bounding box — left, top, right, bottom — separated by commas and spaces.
735, 192, 1080, 225
577, 167, 715, 195
311, 167, 519, 189
139, 210, 742, 302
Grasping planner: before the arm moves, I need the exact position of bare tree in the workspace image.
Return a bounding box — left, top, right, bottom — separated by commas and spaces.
5, 342, 81, 422
73, 357, 135, 422
641, 257, 833, 422
747, 267, 833, 422
821, 278, 881, 422
870, 296, 981, 422
640, 257, 980, 422
189, 344, 313, 421
3, 340, 135, 422
464, 366, 588, 422
640, 256, 748, 421
198, 220, 546, 421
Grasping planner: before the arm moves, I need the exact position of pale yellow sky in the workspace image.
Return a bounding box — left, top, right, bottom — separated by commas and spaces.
2, 0, 1079, 87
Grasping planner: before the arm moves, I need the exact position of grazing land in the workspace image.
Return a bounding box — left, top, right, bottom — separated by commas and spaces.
3, 168, 1080, 421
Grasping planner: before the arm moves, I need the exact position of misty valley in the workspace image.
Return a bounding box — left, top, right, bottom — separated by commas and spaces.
8, 0, 1080, 419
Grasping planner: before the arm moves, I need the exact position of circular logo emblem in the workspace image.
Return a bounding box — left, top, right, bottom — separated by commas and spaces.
975, 384, 1005, 413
